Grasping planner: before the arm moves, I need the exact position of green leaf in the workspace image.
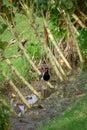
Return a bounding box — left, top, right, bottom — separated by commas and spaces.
0, 41, 8, 50
1, 5, 15, 23
0, 22, 8, 34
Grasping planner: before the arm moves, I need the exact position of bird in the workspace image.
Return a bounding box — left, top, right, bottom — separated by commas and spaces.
42, 67, 50, 81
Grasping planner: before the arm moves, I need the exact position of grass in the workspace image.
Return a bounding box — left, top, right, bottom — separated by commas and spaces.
37, 94, 87, 130
0, 11, 43, 84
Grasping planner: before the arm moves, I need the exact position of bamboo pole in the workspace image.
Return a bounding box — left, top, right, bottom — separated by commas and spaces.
44, 44, 64, 81
66, 13, 84, 63
72, 13, 86, 28
57, 7, 83, 64
7, 81, 31, 109
4, 58, 42, 99
74, 1, 87, 20
47, 46, 66, 77
2, 72, 31, 109
43, 19, 72, 70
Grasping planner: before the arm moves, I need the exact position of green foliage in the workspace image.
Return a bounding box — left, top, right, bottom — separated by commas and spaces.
27, 41, 41, 60
78, 29, 87, 60
0, 93, 10, 130
36, 0, 48, 11
0, 106, 9, 130
0, 11, 44, 86
59, 0, 74, 12
1, 5, 15, 23
3, 0, 11, 7
0, 21, 8, 34
0, 40, 8, 50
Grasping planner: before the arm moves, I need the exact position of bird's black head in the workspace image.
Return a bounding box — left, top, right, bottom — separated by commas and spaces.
45, 67, 49, 72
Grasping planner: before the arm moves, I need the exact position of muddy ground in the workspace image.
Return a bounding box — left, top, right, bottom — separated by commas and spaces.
8, 73, 86, 130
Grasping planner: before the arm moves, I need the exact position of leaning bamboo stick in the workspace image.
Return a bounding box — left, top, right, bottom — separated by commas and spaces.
5, 58, 42, 99
66, 13, 84, 63
72, 13, 86, 28
47, 46, 66, 77
8, 80, 31, 109
2, 72, 31, 109
44, 19, 72, 70
44, 44, 63, 81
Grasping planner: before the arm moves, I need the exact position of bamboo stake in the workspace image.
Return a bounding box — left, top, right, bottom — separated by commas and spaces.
47, 46, 66, 77
3, 72, 31, 109
67, 13, 84, 63
4, 58, 42, 99
44, 44, 63, 81
72, 13, 86, 28
74, 1, 87, 20
43, 19, 72, 70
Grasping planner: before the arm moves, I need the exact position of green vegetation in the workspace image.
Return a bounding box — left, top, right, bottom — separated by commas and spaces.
0, 93, 10, 130
78, 29, 87, 60
0, 12, 43, 84
0, 106, 10, 130
38, 94, 87, 130
0, 12, 43, 129
0, 0, 87, 130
